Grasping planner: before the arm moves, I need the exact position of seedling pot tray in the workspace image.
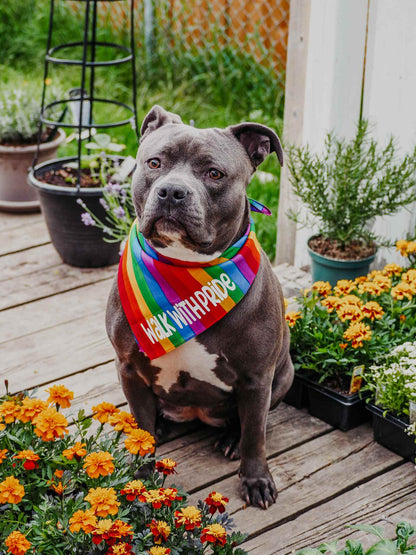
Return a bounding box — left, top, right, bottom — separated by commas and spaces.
367, 403, 415, 462
283, 373, 309, 409
304, 376, 370, 431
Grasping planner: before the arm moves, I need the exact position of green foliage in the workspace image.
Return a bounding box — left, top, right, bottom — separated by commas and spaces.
286, 119, 416, 248
296, 521, 416, 555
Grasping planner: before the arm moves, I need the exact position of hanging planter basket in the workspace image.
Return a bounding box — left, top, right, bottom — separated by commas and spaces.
28, 156, 120, 268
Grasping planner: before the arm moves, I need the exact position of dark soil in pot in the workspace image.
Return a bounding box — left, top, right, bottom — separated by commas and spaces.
309, 236, 376, 260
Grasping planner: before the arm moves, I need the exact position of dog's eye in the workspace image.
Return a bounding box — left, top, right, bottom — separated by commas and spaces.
147, 158, 161, 169
208, 168, 224, 180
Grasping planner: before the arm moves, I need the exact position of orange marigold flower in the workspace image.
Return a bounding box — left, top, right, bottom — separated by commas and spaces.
18, 397, 48, 423
0, 449, 8, 464
333, 280, 356, 296
155, 458, 177, 475
46, 384, 74, 409
92, 519, 113, 545
285, 311, 302, 327
200, 523, 227, 547
175, 506, 202, 530
383, 263, 402, 277
312, 281, 332, 297
108, 411, 138, 434
92, 402, 119, 424
343, 322, 372, 348
92, 519, 133, 546
124, 429, 155, 456
13, 450, 40, 470
148, 520, 171, 544
391, 282, 413, 301
336, 304, 363, 323
32, 407, 68, 442
321, 296, 342, 312
5, 530, 31, 555
362, 301, 384, 321
160, 487, 182, 506
69, 509, 98, 533
62, 442, 87, 461
54, 469, 64, 479
0, 400, 20, 424
107, 543, 134, 554
396, 239, 409, 256
0, 476, 25, 505
85, 487, 120, 517
51, 481, 66, 496
400, 314, 406, 322
84, 451, 115, 479
204, 491, 229, 514
339, 343, 348, 350
148, 548, 171, 555
120, 479, 146, 501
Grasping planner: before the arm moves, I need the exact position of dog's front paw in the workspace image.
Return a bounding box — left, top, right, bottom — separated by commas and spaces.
240, 473, 277, 509
214, 430, 240, 460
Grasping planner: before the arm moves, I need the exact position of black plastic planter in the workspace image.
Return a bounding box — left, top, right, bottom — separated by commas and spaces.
283, 373, 309, 409
303, 376, 370, 431
29, 157, 121, 268
367, 403, 415, 462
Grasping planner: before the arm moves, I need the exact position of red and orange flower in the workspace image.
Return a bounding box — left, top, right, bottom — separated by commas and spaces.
13, 450, 40, 470
147, 520, 171, 544
174, 506, 202, 530
200, 523, 227, 547
204, 491, 229, 514
155, 458, 177, 475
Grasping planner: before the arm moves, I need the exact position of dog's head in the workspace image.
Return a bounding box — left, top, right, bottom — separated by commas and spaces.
131, 105, 283, 262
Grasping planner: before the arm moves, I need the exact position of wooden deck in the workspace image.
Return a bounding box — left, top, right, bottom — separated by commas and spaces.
1, 211, 415, 553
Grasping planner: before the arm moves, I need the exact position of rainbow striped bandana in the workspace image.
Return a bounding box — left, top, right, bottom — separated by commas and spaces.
118, 215, 263, 360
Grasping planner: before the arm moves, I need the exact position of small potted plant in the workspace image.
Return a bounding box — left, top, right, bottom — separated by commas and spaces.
286, 119, 416, 285
28, 134, 136, 268
0, 384, 247, 553
364, 340, 416, 462
0, 84, 66, 212
285, 240, 416, 430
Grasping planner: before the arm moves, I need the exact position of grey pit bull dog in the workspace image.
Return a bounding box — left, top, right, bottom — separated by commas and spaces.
106, 105, 294, 509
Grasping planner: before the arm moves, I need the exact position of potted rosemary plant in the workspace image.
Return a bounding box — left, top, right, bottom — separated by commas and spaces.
286, 119, 416, 285
0, 85, 65, 212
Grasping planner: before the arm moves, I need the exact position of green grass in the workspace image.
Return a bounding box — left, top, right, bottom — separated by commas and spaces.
0, 0, 284, 259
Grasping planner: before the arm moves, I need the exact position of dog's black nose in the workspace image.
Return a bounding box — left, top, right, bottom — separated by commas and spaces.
157, 185, 188, 204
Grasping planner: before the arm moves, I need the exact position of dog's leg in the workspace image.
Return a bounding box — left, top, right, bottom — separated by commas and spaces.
238, 376, 277, 509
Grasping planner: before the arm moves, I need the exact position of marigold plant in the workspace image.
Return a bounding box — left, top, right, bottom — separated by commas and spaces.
0, 385, 247, 554
289, 245, 416, 390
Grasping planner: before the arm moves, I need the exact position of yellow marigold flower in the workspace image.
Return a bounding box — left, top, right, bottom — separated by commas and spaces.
62, 442, 87, 460
83, 451, 115, 479
354, 275, 368, 284
200, 523, 227, 546
0, 476, 25, 505
175, 506, 202, 530
46, 385, 74, 409
362, 301, 384, 321
92, 402, 119, 423
333, 280, 356, 296
5, 530, 31, 555
18, 397, 49, 423
321, 296, 342, 312
0, 449, 8, 464
120, 479, 146, 501
108, 411, 138, 434
396, 239, 409, 256
343, 322, 372, 348
312, 281, 332, 297
383, 263, 402, 277
124, 428, 155, 456
285, 311, 302, 327
358, 281, 384, 296
69, 509, 98, 533
391, 282, 413, 301
337, 294, 363, 307
32, 407, 68, 441
284, 298, 289, 310
148, 520, 171, 544
85, 486, 120, 517
148, 547, 171, 555
402, 269, 416, 283
336, 304, 363, 323
371, 274, 391, 291
406, 241, 416, 254
109, 543, 134, 555
0, 400, 20, 424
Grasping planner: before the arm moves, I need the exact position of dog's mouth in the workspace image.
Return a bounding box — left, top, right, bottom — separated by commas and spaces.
145, 216, 212, 251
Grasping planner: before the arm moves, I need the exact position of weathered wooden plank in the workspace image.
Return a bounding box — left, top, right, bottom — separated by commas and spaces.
0, 311, 114, 394
0, 279, 113, 343
160, 405, 331, 493
0, 244, 116, 310
187, 425, 402, 538
0, 217, 50, 256
243, 462, 415, 554
0, 212, 42, 232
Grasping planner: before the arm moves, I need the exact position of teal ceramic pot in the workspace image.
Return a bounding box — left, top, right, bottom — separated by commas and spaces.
307, 237, 376, 286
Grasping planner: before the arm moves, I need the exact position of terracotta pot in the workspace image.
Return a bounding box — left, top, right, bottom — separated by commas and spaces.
0, 129, 66, 213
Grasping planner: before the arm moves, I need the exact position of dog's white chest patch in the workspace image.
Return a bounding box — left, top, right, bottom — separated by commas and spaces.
150, 338, 232, 393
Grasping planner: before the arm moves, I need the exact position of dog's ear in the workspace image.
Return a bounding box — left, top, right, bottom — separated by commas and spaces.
228, 122, 283, 169
140, 105, 183, 141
